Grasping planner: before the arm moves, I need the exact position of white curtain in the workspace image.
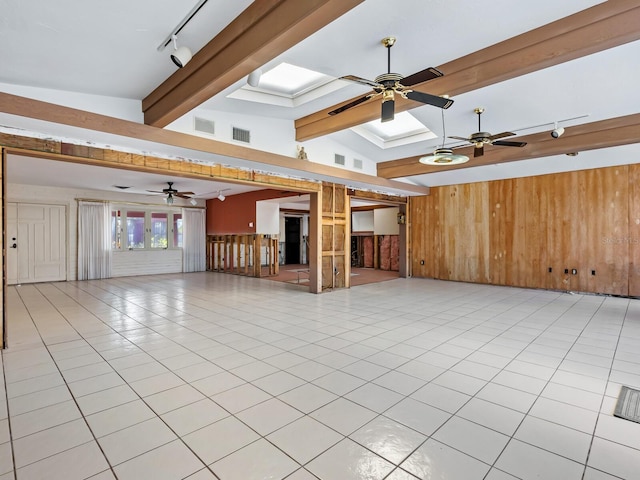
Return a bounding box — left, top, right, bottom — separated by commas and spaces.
182, 208, 206, 272
77, 201, 112, 280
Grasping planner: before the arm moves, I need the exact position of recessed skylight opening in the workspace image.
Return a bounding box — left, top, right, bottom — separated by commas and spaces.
227, 62, 345, 107
351, 111, 437, 149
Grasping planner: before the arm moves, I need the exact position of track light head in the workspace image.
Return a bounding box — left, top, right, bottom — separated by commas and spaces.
189, 198, 198, 206
551, 122, 565, 138
170, 35, 192, 68
247, 69, 262, 87
217, 193, 226, 201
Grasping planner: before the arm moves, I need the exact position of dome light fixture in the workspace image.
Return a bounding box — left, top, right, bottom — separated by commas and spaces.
170, 34, 192, 68
419, 108, 469, 166
419, 147, 469, 165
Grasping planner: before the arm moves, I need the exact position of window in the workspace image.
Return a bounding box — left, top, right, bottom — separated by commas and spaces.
150, 212, 168, 248
126, 211, 145, 249
111, 210, 122, 249
173, 213, 183, 248
112, 208, 184, 251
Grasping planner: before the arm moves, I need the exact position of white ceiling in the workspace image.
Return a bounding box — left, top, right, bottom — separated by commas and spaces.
0, 0, 638, 196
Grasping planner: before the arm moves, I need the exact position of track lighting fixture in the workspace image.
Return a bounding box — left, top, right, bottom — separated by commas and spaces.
217, 192, 226, 202
247, 69, 262, 87
551, 122, 565, 138
170, 34, 192, 68
189, 198, 198, 206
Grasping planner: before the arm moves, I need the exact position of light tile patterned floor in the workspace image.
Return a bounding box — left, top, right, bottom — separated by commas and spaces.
1, 273, 640, 479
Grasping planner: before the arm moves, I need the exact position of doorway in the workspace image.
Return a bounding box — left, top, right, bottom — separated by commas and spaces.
284, 217, 301, 264
7, 203, 67, 285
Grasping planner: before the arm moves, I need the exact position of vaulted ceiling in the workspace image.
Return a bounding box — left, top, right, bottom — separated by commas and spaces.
0, 0, 638, 196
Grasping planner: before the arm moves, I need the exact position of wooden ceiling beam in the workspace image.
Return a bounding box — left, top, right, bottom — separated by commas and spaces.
376, 113, 640, 178
295, 1, 640, 142
143, 0, 364, 127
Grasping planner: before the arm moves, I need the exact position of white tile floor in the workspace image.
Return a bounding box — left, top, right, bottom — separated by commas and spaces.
1, 273, 640, 479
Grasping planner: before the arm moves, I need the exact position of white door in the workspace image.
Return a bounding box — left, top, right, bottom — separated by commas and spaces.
7, 203, 67, 285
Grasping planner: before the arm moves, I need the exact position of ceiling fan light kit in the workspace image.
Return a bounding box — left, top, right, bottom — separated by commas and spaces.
329, 36, 453, 123
147, 182, 195, 203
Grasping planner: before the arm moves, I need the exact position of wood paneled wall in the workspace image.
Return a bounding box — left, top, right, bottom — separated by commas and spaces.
411, 165, 636, 296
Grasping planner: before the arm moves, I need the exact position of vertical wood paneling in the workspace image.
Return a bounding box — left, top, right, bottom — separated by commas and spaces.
628, 165, 640, 296
410, 164, 636, 296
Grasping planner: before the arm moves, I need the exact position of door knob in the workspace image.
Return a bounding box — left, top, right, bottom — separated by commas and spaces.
10, 243, 17, 248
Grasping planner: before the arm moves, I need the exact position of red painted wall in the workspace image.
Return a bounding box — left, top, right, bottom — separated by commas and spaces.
206, 189, 300, 234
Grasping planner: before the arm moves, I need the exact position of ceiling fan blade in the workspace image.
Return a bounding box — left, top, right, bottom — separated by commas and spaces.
381, 99, 395, 122
488, 131, 516, 141
448, 136, 470, 142
340, 75, 381, 89
176, 193, 193, 199
401, 67, 444, 86
146, 190, 164, 194
474, 145, 484, 157
405, 90, 453, 109
328, 94, 373, 115
492, 140, 527, 147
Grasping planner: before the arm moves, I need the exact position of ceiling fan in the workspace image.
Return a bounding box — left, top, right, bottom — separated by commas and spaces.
449, 107, 527, 157
147, 182, 194, 204
329, 36, 453, 122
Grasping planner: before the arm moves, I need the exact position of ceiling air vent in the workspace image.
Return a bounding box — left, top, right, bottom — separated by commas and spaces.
232, 127, 251, 143
194, 117, 215, 135
353, 158, 363, 169
334, 153, 346, 166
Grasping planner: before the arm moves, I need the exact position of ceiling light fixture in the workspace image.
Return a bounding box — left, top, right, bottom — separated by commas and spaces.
419, 108, 469, 166
190, 198, 198, 206
247, 69, 262, 87
217, 192, 226, 201
170, 34, 192, 68
551, 121, 565, 138
157, 1, 208, 67
166, 193, 174, 205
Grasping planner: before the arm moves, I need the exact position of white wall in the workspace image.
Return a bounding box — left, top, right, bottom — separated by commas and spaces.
0, 82, 143, 122
7, 183, 197, 280
352, 211, 374, 232
256, 201, 280, 235
374, 207, 400, 235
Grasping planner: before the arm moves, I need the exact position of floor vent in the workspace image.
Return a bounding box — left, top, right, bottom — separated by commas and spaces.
614, 386, 640, 423
194, 117, 215, 135
334, 153, 345, 166
232, 127, 251, 143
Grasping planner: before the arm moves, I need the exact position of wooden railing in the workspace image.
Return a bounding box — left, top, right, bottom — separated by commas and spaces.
206, 234, 279, 277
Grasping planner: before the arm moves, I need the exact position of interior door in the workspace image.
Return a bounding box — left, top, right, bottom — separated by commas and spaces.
7, 203, 66, 285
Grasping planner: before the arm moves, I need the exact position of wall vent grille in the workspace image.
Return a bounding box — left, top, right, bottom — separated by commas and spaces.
194, 117, 215, 135
232, 127, 251, 143
353, 158, 363, 169
334, 153, 346, 166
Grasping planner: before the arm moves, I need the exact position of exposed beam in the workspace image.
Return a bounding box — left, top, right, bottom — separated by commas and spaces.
143, 0, 364, 127
0, 92, 427, 195
377, 113, 640, 178
295, 1, 640, 141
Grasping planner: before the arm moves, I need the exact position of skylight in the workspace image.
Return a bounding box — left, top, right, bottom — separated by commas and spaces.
350, 111, 437, 149
227, 62, 345, 107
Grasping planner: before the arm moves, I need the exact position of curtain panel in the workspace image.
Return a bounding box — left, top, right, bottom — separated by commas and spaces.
77, 201, 112, 280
